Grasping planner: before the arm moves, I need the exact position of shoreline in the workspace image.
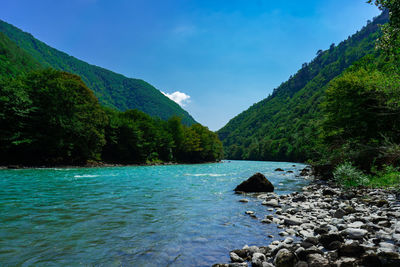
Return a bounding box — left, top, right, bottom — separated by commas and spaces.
0, 160, 223, 170
214, 175, 400, 266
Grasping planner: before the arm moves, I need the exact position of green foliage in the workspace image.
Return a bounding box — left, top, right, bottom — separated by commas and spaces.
102, 111, 223, 164
333, 162, 369, 188
0, 32, 40, 78
0, 33, 221, 166
368, 165, 400, 188
0, 69, 107, 165
368, 0, 400, 58
218, 11, 389, 162
0, 20, 196, 125
320, 56, 400, 169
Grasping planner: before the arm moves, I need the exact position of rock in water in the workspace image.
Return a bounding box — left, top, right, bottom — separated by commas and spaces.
234, 173, 274, 193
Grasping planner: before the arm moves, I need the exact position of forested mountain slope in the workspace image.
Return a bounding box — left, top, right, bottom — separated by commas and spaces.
0, 32, 222, 165
0, 32, 41, 78
0, 20, 196, 125
218, 11, 389, 162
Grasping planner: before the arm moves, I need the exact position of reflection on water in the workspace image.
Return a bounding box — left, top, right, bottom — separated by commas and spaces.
0, 160, 308, 266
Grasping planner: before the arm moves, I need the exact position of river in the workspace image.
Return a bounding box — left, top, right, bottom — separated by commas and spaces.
0, 160, 308, 266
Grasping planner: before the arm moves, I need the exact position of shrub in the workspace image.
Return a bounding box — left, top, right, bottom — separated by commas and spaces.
333, 162, 369, 188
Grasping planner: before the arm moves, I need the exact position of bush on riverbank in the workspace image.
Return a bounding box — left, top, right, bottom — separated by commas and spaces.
332, 162, 400, 188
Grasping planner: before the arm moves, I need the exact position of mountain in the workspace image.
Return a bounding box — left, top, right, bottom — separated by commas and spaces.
0, 20, 196, 125
218, 11, 389, 162
0, 32, 41, 77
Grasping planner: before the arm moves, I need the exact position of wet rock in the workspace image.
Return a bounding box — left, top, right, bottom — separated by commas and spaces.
284, 217, 303, 226
262, 199, 280, 207
239, 199, 249, 203
251, 253, 267, 267
275, 168, 285, 172
230, 252, 244, 263
235, 173, 274, 193
228, 263, 248, 267
274, 248, 297, 267
284, 237, 294, 244
244, 245, 261, 256
231, 249, 249, 260
307, 253, 330, 267
299, 168, 310, 176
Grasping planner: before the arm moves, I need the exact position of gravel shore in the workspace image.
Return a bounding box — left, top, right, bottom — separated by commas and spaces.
213, 180, 400, 267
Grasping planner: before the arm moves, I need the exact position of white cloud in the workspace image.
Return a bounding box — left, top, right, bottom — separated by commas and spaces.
162, 91, 191, 107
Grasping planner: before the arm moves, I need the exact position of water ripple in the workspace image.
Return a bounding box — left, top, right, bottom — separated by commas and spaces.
0, 160, 308, 266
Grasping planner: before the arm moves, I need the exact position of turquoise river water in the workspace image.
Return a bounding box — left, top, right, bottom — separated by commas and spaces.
0, 160, 308, 266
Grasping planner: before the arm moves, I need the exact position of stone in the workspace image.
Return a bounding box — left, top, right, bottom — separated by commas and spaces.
319, 233, 344, 249
375, 199, 389, 207
328, 241, 342, 250
251, 253, 267, 267
234, 173, 274, 193
228, 263, 248, 267
275, 168, 285, 172
343, 228, 368, 240
359, 253, 382, 267
295, 247, 307, 261
347, 221, 364, 228
304, 237, 319, 245
274, 248, 297, 267
334, 208, 346, 218
339, 241, 365, 257
246, 245, 261, 256
284, 217, 303, 226
230, 252, 244, 263
322, 188, 336, 196
294, 261, 308, 267
261, 219, 272, 224
239, 199, 249, 203
307, 253, 330, 267
231, 249, 248, 259
245, 211, 255, 215
335, 257, 357, 267
262, 199, 280, 207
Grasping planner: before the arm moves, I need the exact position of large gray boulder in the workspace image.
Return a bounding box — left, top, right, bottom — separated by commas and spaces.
234, 173, 274, 193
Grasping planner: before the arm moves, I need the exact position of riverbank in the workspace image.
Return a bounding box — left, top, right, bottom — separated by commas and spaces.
214, 178, 400, 266
0, 160, 222, 170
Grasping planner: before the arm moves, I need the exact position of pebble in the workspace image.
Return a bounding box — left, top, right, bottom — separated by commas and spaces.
214, 179, 400, 267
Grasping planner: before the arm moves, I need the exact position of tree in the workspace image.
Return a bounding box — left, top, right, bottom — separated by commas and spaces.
368, 0, 400, 57
1, 69, 107, 164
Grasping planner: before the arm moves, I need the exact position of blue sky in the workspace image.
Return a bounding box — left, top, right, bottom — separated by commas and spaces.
1, 0, 380, 130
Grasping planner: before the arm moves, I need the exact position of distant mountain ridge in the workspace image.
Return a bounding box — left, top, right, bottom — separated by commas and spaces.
0, 19, 196, 125
218, 11, 389, 162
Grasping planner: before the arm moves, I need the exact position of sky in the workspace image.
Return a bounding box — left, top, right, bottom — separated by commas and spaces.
1, 0, 381, 130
